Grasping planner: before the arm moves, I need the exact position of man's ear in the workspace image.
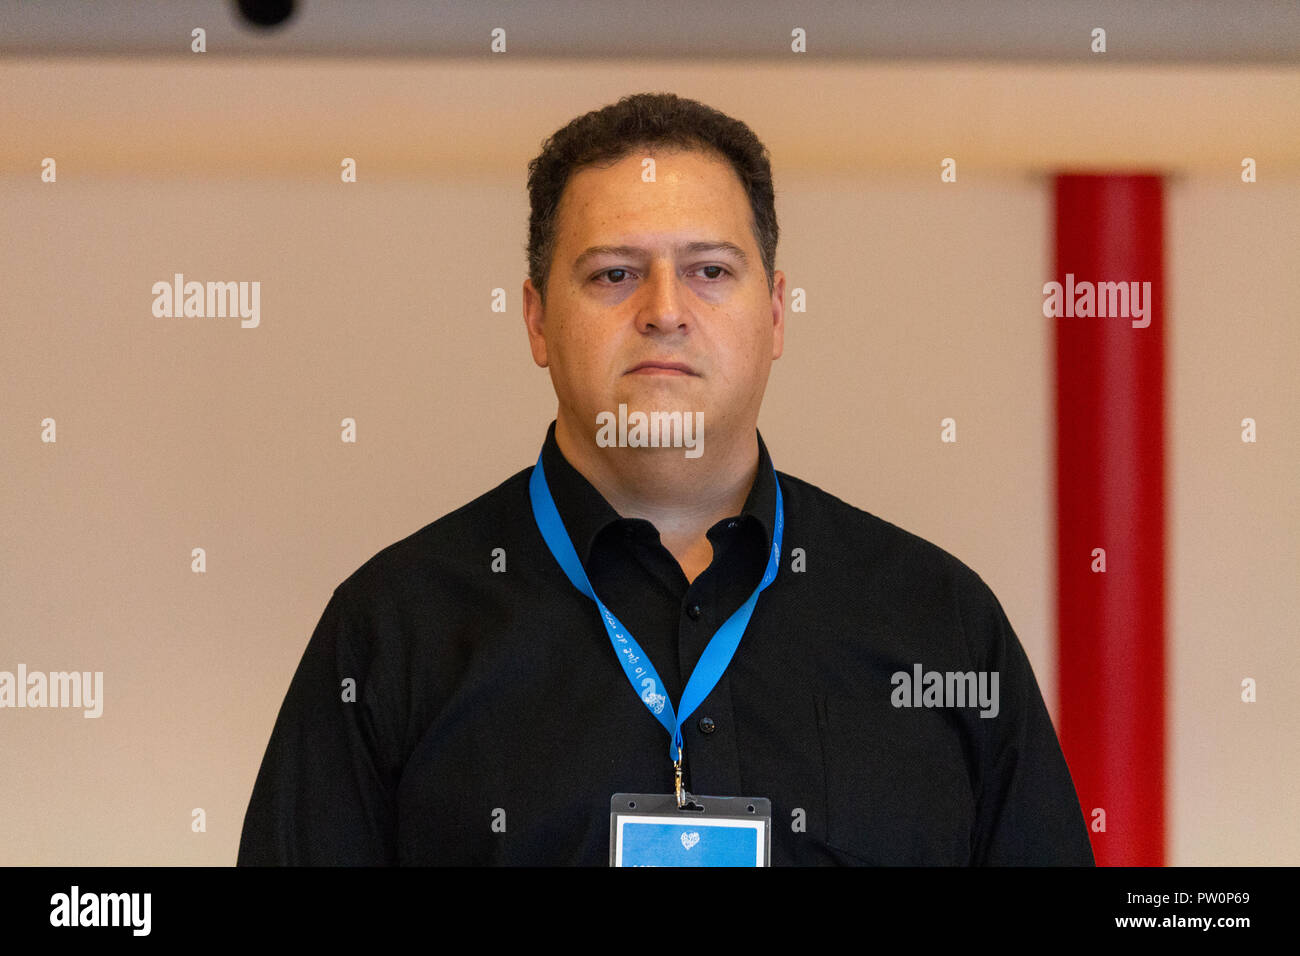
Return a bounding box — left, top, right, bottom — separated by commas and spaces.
770, 270, 786, 361
523, 278, 549, 368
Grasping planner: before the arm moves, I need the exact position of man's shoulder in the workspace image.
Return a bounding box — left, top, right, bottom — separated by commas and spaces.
329, 461, 1004, 621
332, 464, 534, 600
776, 469, 1001, 609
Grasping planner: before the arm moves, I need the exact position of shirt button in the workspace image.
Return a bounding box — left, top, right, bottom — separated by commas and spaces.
698, 716, 717, 734
687, 603, 702, 620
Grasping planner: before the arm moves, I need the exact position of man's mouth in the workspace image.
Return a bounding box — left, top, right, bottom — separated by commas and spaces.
626, 360, 698, 376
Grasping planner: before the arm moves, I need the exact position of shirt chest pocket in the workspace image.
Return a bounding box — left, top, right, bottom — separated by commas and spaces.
814, 694, 977, 865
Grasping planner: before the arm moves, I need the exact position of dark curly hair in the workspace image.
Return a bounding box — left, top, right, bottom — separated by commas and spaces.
526, 92, 778, 306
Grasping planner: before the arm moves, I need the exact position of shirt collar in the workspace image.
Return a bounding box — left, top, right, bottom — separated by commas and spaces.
538, 419, 778, 570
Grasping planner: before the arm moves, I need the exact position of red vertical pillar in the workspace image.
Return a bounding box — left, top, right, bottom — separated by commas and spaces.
1053, 174, 1166, 866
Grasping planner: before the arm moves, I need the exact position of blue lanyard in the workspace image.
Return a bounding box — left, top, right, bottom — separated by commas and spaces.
528, 446, 784, 762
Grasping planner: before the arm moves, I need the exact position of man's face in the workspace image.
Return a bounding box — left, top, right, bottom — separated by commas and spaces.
523, 147, 784, 457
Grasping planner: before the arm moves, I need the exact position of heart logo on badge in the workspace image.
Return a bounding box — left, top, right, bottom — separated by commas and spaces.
680, 831, 700, 850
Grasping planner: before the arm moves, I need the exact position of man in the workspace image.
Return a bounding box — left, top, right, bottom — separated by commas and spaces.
237, 92, 1094, 866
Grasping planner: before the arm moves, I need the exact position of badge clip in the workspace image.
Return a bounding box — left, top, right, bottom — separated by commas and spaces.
672, 747, 706, 811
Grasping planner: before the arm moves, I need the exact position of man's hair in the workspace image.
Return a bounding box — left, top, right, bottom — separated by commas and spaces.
526, 91, 778, 306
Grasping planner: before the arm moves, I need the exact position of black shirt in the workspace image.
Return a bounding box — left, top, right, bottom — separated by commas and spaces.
237, 421, 1095, 865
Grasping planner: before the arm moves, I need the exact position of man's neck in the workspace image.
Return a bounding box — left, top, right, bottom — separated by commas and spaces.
553, 412, 760, 583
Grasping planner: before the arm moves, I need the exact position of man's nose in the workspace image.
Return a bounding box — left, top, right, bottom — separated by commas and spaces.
635, 262, 690, 333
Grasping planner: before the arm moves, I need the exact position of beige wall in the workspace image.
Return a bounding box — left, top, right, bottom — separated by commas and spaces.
1, 58, 1296, 865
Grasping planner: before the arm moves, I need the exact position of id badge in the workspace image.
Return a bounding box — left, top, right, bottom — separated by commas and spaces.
610, 793, 772, 866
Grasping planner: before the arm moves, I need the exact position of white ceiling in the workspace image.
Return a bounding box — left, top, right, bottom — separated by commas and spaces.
1, 0, 1298, 62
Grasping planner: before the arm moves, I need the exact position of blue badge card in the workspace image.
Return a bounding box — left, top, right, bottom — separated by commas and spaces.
610, 794, 771, 867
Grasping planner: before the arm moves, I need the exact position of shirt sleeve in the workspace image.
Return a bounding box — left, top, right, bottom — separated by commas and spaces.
967, 580, 1096, 866
236, 585, 399, 865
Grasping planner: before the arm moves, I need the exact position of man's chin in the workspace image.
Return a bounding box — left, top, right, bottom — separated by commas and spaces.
616, 375, 704, 401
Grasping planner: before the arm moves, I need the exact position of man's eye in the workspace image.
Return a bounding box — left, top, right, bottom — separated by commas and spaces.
593, 266, 729, 284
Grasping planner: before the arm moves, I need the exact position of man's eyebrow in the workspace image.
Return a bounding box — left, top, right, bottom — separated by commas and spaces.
572, 241, 750, 272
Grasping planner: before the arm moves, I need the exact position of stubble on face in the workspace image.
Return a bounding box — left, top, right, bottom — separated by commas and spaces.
533, 146, 782, 467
